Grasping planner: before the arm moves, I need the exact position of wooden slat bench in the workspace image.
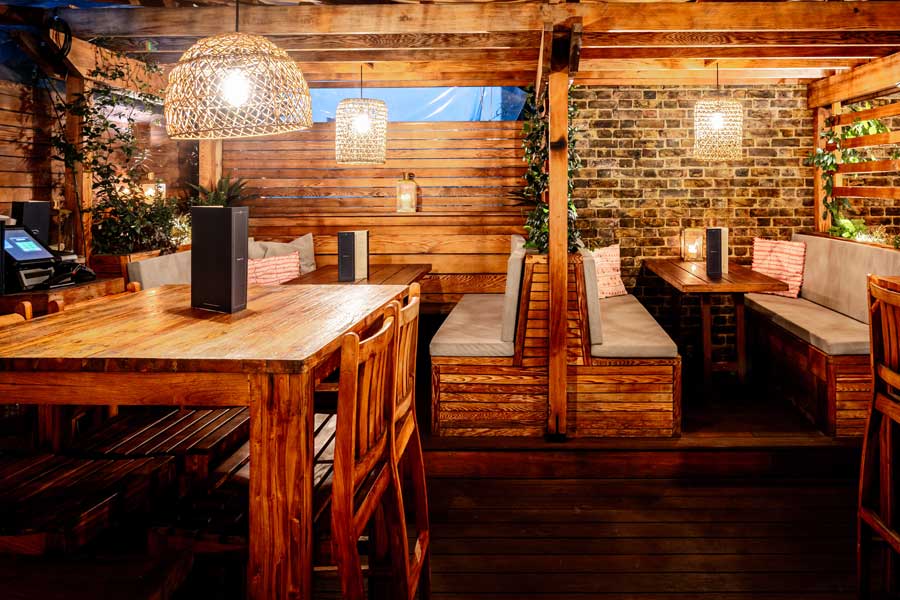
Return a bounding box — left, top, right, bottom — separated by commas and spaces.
0, 454, 176, 555
430, 239, 682, 438
66, 407, 250, 492
747, 233, 900, 437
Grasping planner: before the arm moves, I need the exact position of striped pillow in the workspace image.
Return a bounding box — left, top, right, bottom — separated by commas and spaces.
591, 244, 628, 299
247, 252, 300, 286
751, 238, 806, 298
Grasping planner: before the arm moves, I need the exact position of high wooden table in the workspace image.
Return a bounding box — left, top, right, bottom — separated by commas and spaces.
285, 263, 431, 286
644, 259, 788, 384
0, 278, 125, 316
0, 283, 408, 600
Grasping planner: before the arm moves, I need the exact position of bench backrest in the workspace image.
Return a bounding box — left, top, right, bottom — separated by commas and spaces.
794, 233, 900, 324
127, 251, 192, 290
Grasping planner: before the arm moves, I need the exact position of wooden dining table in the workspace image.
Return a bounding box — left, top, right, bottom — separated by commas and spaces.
644, 258, 789, 385
0, 283, 408, 600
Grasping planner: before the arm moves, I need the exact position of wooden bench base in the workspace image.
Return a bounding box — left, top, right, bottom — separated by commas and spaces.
431, 356, 681, 438
748, 310, 871, 438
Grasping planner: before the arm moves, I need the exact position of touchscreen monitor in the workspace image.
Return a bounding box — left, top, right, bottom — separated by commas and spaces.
3, 228, 54, 262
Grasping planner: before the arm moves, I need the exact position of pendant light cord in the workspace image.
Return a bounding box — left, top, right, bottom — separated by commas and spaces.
359, 64, 363, 99
235, 0, 239, 33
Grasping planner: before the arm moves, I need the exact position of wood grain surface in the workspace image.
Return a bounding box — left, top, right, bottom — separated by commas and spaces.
644, 259, 789, 294
286, 264, 430, 286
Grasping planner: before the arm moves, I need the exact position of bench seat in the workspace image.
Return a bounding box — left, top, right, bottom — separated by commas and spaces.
592, 295, 678, 358
745, 292, 869, 356
428, 294, 513, 357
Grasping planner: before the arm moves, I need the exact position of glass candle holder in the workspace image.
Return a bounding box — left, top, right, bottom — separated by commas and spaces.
681, 228, 705, 261
396, 173, 417, 213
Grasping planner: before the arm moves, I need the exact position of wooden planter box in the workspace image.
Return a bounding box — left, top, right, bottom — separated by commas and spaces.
89, 245, 191, 281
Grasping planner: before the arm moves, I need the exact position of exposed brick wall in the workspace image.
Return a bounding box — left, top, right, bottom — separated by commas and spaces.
570, 85, 817, 370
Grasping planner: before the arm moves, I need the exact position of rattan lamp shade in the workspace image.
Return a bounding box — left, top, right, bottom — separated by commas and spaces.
693, 99, 743, 160
164, 33, 312, 140
335, 98, 388, 165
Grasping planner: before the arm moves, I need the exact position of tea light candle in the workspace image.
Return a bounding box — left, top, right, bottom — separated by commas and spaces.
681, 228, 705, 261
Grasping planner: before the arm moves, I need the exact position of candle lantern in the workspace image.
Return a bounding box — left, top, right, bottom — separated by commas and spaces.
396, 172, 417, 213
681, 228, 705, 261
141, 172, 166, 201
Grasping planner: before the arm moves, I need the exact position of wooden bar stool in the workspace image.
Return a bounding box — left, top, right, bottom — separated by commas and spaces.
859, 274, 900, 596
387, 284, 432, 600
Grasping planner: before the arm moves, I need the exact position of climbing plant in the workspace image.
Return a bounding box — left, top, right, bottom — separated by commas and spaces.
519, 84, 583, 253
804, 102, 900, 241
37, 41, 174, 255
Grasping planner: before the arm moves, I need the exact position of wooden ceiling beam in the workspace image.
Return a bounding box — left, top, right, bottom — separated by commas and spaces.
808, 51, 900, 108
59, 4, 545, 37
582, 31, 900, 48
582, 46, 896, 60
50, 33, 167, 95
575, 68, 830, 84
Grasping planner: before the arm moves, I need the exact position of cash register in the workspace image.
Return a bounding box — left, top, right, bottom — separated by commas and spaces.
1, 225, 95, 293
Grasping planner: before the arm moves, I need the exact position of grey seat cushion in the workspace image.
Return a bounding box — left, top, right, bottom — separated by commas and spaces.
745, 292, 869, 355
500, 235, 526, 342
127, 251, 191, 290
590, 295, 678, 358
256, 233, 316, 274
580, 249, 603, 345
430, 294, 514, 357
794, 232, 900, 324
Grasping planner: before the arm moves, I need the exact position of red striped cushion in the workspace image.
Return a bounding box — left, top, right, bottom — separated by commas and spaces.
247, 252, 300, 286
591, 244, 628, 299
751, 238, 806, 298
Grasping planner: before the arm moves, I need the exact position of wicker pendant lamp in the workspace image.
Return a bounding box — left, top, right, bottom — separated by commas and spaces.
164, 0, 312, 140
693, 64, 743, 161
335, 66, 388, 165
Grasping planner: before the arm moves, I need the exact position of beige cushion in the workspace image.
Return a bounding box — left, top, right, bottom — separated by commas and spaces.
591, 295, 678, 358
580, 249, 603, 345
500, 236, 526, 342
430, 294, 514, 357
793, 233, 900, 324
248, 238, 266, 260
745, 292, 869, 355
127, 251, 192, 289
259, 234, 316, 274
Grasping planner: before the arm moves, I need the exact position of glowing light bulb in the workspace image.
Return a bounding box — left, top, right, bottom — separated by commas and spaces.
709, 112, 725, 131
221, 69, 250, 107
351, 111, 371, 134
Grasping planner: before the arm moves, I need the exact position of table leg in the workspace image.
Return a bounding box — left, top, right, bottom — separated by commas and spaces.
701, 295, 713, 387
733, 293, 747, 384
249, 372, 315, 600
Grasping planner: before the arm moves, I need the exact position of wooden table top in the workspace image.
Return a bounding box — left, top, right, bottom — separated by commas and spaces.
285, 263, 431, 286
0, 278, 125, 315
0, 284, 406, 374
644, 259, 789, 294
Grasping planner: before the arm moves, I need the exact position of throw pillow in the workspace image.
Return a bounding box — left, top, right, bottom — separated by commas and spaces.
751, 237, 806, 298
591, 244, 628, 299
260, 233, 316, 274
248, 238, 266, 260
247, 252, 300, 286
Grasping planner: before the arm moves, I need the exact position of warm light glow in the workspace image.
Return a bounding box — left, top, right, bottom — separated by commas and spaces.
221, 69, 251, 107
351, 111, 372, 134
693, 99, 743, 161
709, 112, 725, 131
141, 182, 166, 200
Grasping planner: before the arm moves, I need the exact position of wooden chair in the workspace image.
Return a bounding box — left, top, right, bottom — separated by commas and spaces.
387, 284, 432, 600
0, 302, 33, 450
859, 274, 900, 596
331, 302, 405, 600
47, 281, 141, 314
0, 300, 33, 327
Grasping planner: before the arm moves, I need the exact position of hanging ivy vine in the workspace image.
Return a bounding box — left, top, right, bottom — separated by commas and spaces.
518, 84, 583, 253
804, 102, 900, 241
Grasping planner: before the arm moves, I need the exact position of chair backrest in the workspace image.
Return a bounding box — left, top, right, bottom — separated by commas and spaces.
501, 235, 526, 342
0, 301, 32, 328
126, 251, 191, 290
394, 284, 420, 449
47, 282, 142, 314
332, 303, 398, 553
868, 275, 900, 397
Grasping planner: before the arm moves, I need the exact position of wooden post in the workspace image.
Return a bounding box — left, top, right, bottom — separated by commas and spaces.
64, 75, 93, 259
813, 106, 830, 232
199, 139, 223, 189
547, 67, 569, 437
830, 101, 844, 231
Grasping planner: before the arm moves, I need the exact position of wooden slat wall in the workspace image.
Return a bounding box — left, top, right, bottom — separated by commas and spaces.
0, 81, 55, 217
223, 121, 527, 310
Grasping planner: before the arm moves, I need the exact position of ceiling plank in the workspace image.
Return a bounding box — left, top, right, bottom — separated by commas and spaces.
582, 31, 900, 48
808, 51, 900, 108
575, 68, 833, 82
579, 58, 863, 71
582, 46, 897, 60
566, 2, 900, 33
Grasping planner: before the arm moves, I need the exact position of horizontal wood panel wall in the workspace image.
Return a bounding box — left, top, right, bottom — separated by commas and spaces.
223, 121, 527, 310
0, 81, 54, 217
